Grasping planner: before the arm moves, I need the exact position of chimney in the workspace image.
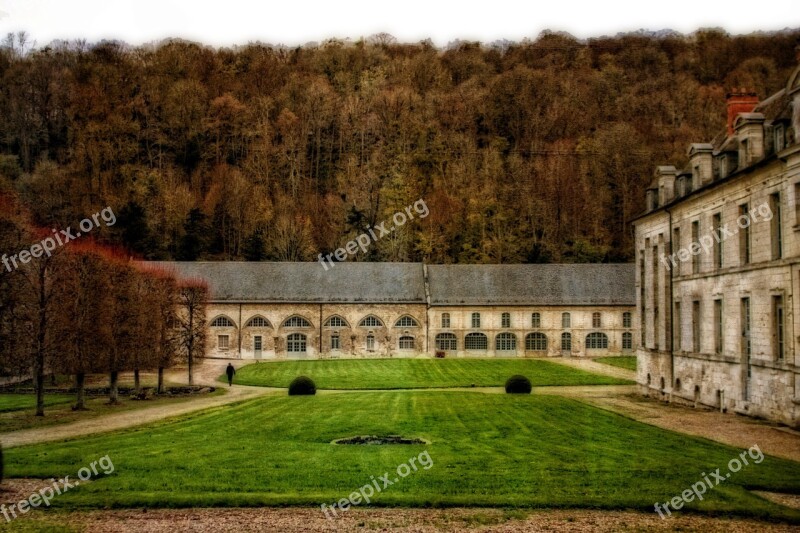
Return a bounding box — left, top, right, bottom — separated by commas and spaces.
726, 88, 758, 136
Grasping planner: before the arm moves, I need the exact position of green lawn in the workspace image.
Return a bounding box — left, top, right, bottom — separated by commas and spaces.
593, 356, 637, 371
5, 392, 800, 521
0, 393, 75, 413
231, 358, 632, 389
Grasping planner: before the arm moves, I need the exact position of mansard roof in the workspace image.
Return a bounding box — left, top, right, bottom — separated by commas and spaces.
427, 263, 634, 306
155, 261, 426, 303
153, 261, 635, 306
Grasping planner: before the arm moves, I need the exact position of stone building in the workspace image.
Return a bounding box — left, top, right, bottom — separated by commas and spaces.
159, 261, 635, 360
632, 64, 800, 427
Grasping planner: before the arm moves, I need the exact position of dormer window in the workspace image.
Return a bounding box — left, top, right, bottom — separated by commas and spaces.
774, 123, 785, 153
717, 156, 727, 179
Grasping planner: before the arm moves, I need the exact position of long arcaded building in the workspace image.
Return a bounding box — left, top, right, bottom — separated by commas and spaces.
158, 262, 636, 360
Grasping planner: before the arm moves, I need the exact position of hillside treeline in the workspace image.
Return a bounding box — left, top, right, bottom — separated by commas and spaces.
1, 29, 798, 263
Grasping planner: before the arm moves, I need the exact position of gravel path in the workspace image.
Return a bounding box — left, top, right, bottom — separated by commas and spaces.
0, 359, 278, 449
38, 507, 800, 532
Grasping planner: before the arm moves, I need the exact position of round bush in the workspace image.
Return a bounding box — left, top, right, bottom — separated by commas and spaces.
505, 375, 532, 394
288, 376, 316, 396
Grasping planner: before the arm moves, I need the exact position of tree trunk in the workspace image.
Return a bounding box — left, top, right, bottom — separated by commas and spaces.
74, 372, 87, 410
34, 359, 44, 417
157, 366, 164, 394
108, 370, 119, 404
50, 372, 57, 386
134, 368, 140, 395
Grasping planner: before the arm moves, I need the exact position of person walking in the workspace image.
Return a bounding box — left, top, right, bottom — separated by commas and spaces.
226, 363, 236, 387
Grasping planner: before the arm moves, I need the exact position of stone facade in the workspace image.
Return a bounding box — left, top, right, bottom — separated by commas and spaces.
160, 262, 637, 361
633, 65, 800, 427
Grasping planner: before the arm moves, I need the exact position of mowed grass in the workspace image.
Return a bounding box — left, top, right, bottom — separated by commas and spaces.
593, 356, 637, 371
231, 358, 632, 389
0, 393, 74, 413
5, 392, 800, 521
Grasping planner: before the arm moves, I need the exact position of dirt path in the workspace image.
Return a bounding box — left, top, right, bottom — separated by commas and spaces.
548, 356, 637, 381
30, 507, 800, 532
0, 359, 277, 449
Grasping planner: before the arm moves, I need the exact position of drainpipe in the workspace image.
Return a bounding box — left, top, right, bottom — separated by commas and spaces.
238, 303, 242, 358
319, 304, 323, 357
423, 263, 431, 355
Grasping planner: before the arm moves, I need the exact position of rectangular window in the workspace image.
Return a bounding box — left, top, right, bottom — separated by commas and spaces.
795, 183, 800, 226
331, 335, 340, 350
531, 313, 541, 328
773, 295, 784, 360
218, 335, 229, 350
674, 302, 681, 352
712, 212, 722, 268
653, 307, 659, 350
471, 312, 480, 328
562, 312, 571, 328
254, 336, 262, 351
672, 227, 681, 275
739, 204, 750, 265
741, 297, 751, 357
441, 313, 450, 328
623, 312, 631, 328
501, 313, 511, 328
692, 301, 701, 353
592, 312, 601, 328
622, 332, 632, 351
771, 193, 782, 260
366, 335, 375, 351
691, 221, 700, 274
714, 299, 723, 354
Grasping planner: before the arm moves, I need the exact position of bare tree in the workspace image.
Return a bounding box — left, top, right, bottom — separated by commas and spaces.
176, 280, 208, 386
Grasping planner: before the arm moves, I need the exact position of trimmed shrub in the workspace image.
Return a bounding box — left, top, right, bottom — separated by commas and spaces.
505, 375, 532, 394
288, 376, 316, 396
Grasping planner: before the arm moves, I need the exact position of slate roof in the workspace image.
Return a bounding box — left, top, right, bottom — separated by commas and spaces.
154, 261, 427, 303
426, 264, 635, 306
152, 261, 635, 306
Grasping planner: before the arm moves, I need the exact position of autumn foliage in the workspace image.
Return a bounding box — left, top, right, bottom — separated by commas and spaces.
0, 30, 798, 263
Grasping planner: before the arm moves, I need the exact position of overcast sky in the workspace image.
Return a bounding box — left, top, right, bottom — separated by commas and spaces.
0, 0, 798, 48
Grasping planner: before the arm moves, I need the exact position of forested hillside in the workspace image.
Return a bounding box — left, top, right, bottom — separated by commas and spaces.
1, 29, 798, 263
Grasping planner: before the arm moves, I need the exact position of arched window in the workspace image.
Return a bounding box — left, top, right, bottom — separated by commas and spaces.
283, 316, 311, 328
525, 332, 547, 351
395, 316, 419, 328
592, 312, 602, 328
359, 315, 384, 328
211, 316, 234, 327
561, 332, 572, 351
586, 332, 609, 349
623, 312, 632, 328
287, 333, 307, 352
495, 332, 517, 351
531, 313, 541, 328
366, 333, 376, 351
324, 316, 348, 328
562, 312, 571, 328
465, 332, 488, 350
441, 313, 450, 328
246, 316, 271, 328
471, 312, 481, 328
436, 333, 457, 351
501, 312, 511, 328
398, 336, 415, 350
622, 332, 633, 351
